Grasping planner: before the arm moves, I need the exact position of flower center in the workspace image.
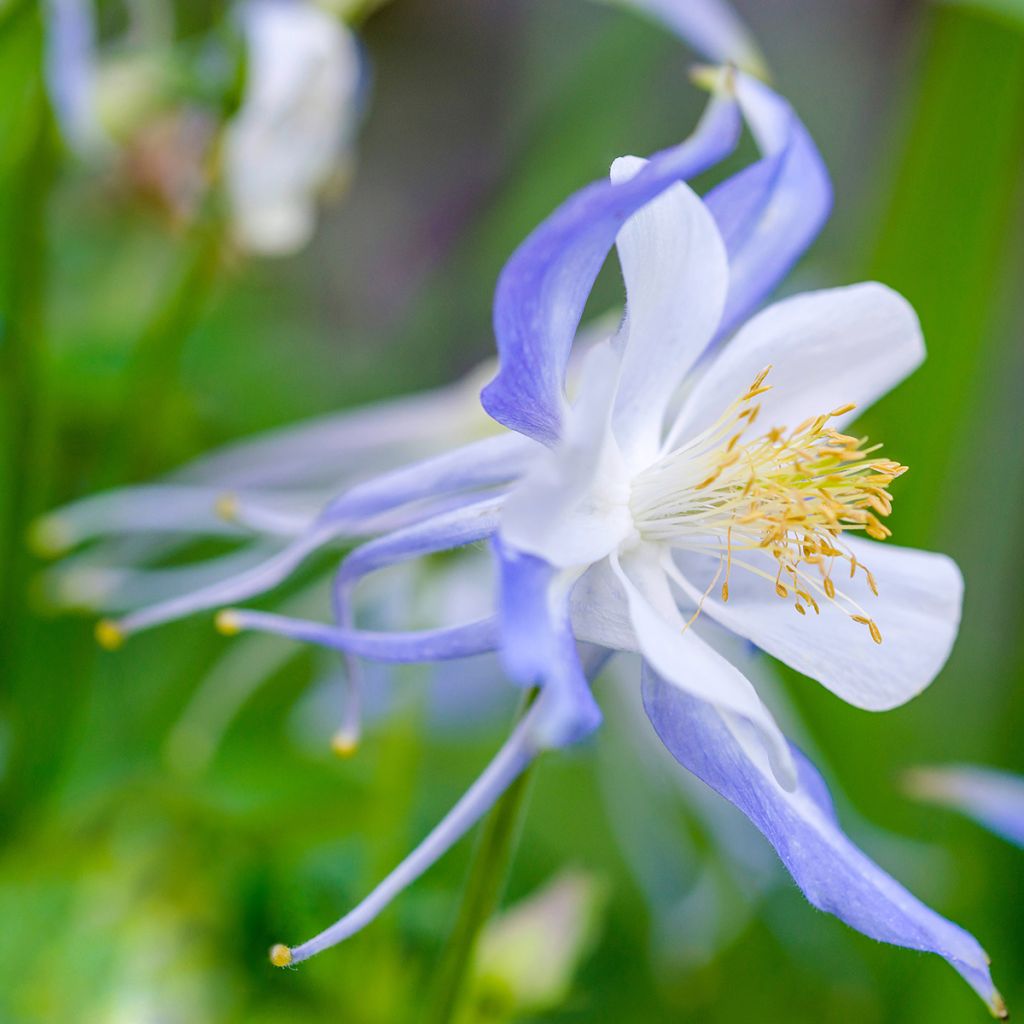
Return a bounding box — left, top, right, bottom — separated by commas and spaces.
629, 367, 907, 644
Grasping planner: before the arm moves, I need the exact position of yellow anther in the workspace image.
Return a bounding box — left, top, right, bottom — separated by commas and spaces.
748, 365, 773, 392
330, 730, 359, 759
214, 492, 240, 522
630, 370, 905, 642
95, 619, 125, 651
269, 944, 293, 967
215, 609, 243, 636
850, 615, 883, 644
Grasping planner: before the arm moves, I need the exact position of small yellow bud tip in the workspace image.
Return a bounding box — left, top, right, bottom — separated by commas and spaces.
689, 64, 736, 96
27, 516, 72, 558
269, 944, 293, 968
215, 610, 242, 636
991, 992, 1008, 1020
214, 493, 239, 521
330, 730, 359, 758
95, 619, 125, 651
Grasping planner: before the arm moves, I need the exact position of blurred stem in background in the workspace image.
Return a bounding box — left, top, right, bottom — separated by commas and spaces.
425, 700, 536, 1024
0, 3, 59, 825
116, 195, 228, 479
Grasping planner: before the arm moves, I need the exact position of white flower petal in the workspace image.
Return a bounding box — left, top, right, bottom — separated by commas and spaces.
671, 283, 924, 444
610, 546, 796, 788
570, 557, 638, 652
226, 0, 362, 256
501, 342, 633, 569
609, 156, 729, 466
672, 537, 963, 711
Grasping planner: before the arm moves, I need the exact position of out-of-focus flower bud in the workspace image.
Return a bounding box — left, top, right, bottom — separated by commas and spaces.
467, 870, 606, 1018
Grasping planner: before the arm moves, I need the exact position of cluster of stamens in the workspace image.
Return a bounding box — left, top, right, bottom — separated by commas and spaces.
631, 367, 907, 645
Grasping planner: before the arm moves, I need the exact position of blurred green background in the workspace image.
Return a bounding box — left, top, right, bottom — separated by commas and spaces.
2, 0, 1024, 1020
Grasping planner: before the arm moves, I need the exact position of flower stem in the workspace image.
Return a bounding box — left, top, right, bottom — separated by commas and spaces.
0, 12, 58, 828
423, 699, 537, 1024
116, 211, 227, 477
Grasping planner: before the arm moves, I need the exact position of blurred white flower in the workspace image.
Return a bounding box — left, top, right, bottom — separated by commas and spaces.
224, 0, 365, 255
45, 0, 108, 155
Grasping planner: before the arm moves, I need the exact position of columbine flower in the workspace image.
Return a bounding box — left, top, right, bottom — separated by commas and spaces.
907, 765, 1024, 849
39, 2, 1004, 1013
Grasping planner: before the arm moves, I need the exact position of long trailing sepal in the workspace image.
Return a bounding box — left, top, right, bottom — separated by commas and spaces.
482, 87, 741, 446
642, 667, 1006, 1018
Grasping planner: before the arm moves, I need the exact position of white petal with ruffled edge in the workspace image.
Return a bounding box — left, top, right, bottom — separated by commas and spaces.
669, 283, 924, 446
671, 537, 962, 711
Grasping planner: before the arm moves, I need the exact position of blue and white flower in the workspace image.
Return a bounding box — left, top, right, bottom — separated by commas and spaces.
48, 74, 1003, 1014
39, 4, 1005, 1014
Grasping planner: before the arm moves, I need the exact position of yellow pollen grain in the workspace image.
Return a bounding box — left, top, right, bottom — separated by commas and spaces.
269, 944, 293, 967
215, 609, 243, 636
95, 619, 125, 651
868, 621, 882, 644
775, 582, 788, 599
331, 730, 359, 758
214, 492, 240, 521
721, 582, 729, 602
829, 402, 857, 417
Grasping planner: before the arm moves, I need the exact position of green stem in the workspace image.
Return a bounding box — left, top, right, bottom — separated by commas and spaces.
0, 18, 58, 827
116, 211, 227, 478
0, 100, 53, 631
424, 704, 537, 1024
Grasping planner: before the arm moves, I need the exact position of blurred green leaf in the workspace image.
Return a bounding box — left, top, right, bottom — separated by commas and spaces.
935, 0, 1024, 32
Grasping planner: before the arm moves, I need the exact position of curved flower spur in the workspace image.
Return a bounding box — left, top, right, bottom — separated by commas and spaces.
39, 7, 1003, 1017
